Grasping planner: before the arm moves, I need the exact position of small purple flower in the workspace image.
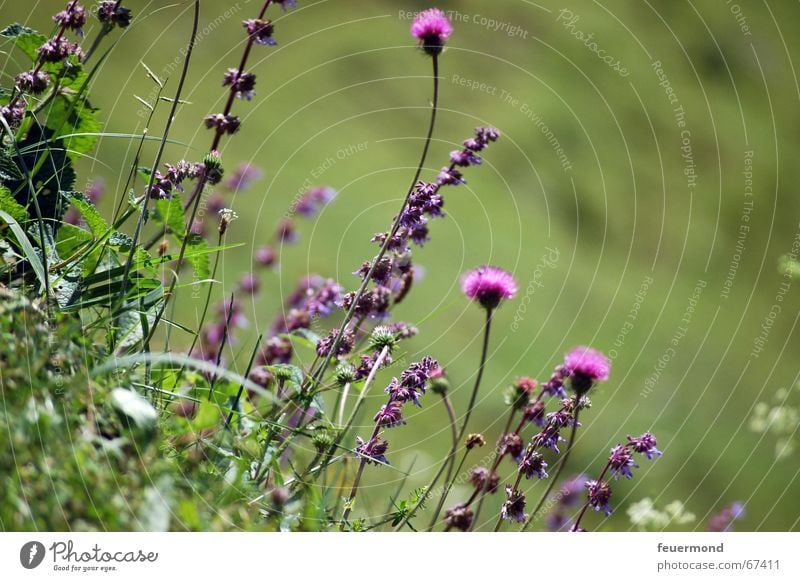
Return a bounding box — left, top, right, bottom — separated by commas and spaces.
224, 163, 262, 192
97, 1, 132, 27
542, 364, 569, 398
237, 272, 260, 295
522, 399, 546, 426
532, 426, 564, 454
627, 432, 662, 460
444, 504, 473, 531
501, 485, 528, 523
295, 186, 337, 217
586, 479, 613, 516
558, 474, 590, 507
254, 245, 276, 267
15, 70, 49, 94
500, 432, 524, 461
519, 451, 548, 480
608, 444, 637, 480
37, 37, 82, 62
204, 113, 241, 135
223, 69, 257, 100
0, 101, 26, 128
564, 346, 611, 394
373, 401, 406, 428
244, 18, 277, 46
469, 467, 499, 494
437, 166, 464, 186
257, 336, 293, 365
276, 217, 297, 244
315, 328, 354, 358
461, 265, 518, 310
355, 350, 392, 381
54, 2, 87, 35
449, 149, 481, 167
355, 436, 389, 466
411, 8, 453, 56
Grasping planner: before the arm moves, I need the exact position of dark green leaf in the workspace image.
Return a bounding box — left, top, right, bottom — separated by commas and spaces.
0, 24, 47, 62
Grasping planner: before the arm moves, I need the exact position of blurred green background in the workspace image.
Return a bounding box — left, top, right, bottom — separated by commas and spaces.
3, 0, 800, 530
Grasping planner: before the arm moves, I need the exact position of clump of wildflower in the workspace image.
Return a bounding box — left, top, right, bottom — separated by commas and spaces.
411, 8, 453, 56
461, 265, 518, 310
316, 328, 355, 358
586, 479, 613, 516
519, 451, 548, 480
223, 69, 257, 100
469, 467, 499, 494
204, 113, 241, 135
15, 71, 49, 94
38, 37, 82, 62
499, 432, 524, 461
54, 1, 87, 35
563, 346, 611, 394
627, 432, 662, 459
354, 436, 389, 465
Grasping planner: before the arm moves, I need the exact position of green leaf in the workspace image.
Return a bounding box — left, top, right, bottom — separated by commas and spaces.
0, 24, 47, 62
61, 191, 107, 236
0, 185, 28, 223
45, 95, 101, 158
0, 208, 46, 290
184, 234, 210, 280
153, 194, 185, 236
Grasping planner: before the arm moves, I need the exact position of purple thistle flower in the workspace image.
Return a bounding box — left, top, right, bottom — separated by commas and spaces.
254, 245, 276, 267
469, 467, 499, 494
223, 68, 257, 100
244, 18, 277, 46
519, 451, 548, 480
97, 1, 132, 27
355, 436, 389, 466
501, 485, 528, 523
564, 346, 611, 394
373, 400, 406, 428
444, 504, 473, 531
411, 8, 453, 56
15, 70, 49, 94
224, 163, 263, 191
461, 265, 518, 310
54, 2, 87, 35
608, 444, 637, 480
586, 479, 613, 516
627, 432, 663, 460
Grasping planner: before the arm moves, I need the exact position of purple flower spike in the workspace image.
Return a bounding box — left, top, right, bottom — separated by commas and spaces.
608, 444, 637, 480
411, 8, 453, 56
373, 401, 406, 428
15, 70, 49, 94
564, 346, 611, 394
461, 265, 518, 310
355, 436, 389, 466
586, 479, 613, 516
627, 432, 662, 460
501, 485, 528, 523
54, 2, 87, 35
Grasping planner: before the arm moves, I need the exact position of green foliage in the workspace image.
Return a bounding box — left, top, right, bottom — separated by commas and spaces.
0, 24, 47, 62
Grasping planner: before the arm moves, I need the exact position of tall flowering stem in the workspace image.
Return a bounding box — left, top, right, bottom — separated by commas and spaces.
305, 52, 440, 395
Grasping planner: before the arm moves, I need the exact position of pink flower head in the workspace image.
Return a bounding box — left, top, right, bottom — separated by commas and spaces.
563, 346, 611, 394
411, 8, 453, 56
460, 265, 517, 309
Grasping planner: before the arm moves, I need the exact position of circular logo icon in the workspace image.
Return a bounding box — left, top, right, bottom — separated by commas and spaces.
20, 541, 46, 569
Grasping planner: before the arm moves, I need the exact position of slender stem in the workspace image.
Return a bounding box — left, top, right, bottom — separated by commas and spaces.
337, 382, 351, 426
187, 230, 224, 357
470, 407, 517, 530
393, 307, 494, 531
426, 392, 469, 528
225, 333, 264, 430
305, 54, 440, 395
113, 0, 199, 333
426, 447, 471, 531
522, 399, 581, 531
571, 461, 611, 532
207, 293, 236, 401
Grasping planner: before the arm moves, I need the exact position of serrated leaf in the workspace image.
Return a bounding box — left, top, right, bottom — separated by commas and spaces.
0, 185, 28, 223
183, 234, 210, 280
61, 190, 107, 236
153, 193, 185, 236
1, 23, 47, 62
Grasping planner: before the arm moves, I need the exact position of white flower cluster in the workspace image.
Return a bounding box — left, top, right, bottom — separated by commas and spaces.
627, 498, 695, 531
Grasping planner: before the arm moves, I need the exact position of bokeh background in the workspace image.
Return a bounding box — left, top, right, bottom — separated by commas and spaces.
4, 0, 800, 531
